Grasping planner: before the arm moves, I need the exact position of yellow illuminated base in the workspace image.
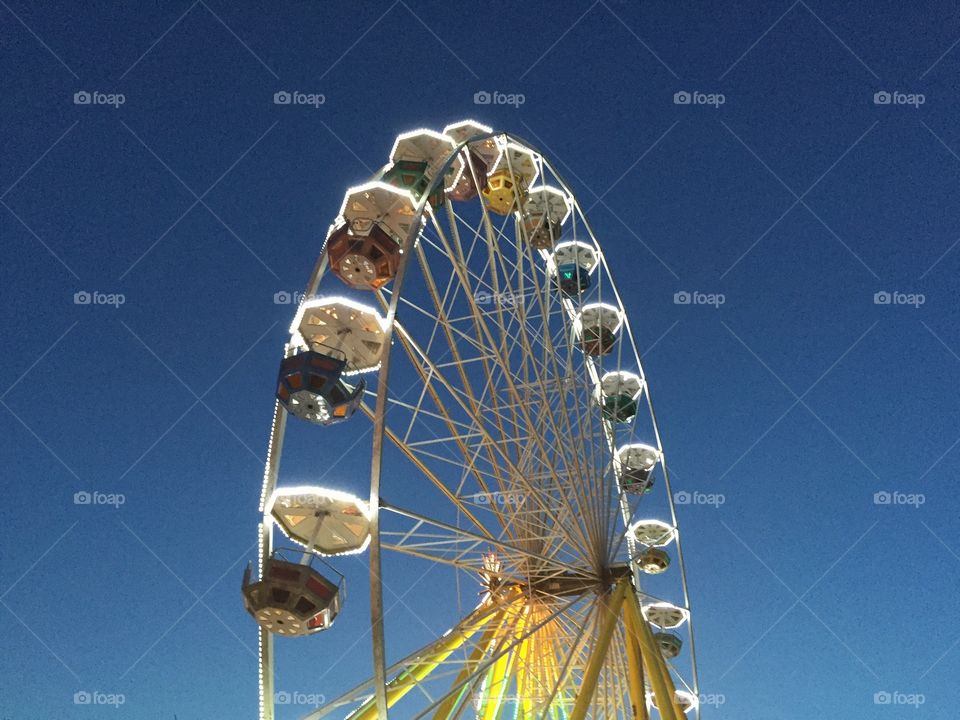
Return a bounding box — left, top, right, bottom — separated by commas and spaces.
339, 580, 688, 720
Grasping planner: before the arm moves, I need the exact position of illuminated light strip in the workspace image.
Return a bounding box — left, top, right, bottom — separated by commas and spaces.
389, 127, 456, 162
336, 179, 419, 220
289, 295, 389, 336
388, 128, 458, 179
443, 119, 494, 136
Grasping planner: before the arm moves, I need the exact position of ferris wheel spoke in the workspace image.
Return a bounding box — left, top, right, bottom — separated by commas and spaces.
521, 597, 600, 718
486, 228, 597, 518
355, 403, 499, 542
381, 502, 596, 582
435, 601, 530, 720
386, 319, 598, 557
370, 314, 521, 539
513, 341, 612, 566
431, 213, 532, 489
474, 224, 540, 474
428, 216, 607, 569
437, 205, 530, 451
494, 216, 625, 572
406, 236, 524, 459
389, 240, 530, 534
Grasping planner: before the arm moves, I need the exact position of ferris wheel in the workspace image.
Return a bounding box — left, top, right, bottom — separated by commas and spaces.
243, 121, 701, 720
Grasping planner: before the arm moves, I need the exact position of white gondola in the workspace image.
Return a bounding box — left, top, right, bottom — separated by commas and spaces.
292, 297, 388, 374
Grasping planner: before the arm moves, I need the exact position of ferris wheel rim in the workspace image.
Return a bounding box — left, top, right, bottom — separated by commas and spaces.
253, 123, 701, 720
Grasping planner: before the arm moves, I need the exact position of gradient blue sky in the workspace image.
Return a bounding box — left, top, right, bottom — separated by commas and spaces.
2, 1, 959, 718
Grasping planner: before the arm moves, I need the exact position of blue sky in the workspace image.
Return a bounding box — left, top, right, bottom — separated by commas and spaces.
2, 1, 960, 718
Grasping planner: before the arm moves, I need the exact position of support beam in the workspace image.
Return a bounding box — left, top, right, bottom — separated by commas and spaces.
347, 602, 508, 720
623, 589, 685, 720
623, 613, 648, 720
431, 610, 505, 719
569, 580, 629, 720
367, 165, 433, 720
